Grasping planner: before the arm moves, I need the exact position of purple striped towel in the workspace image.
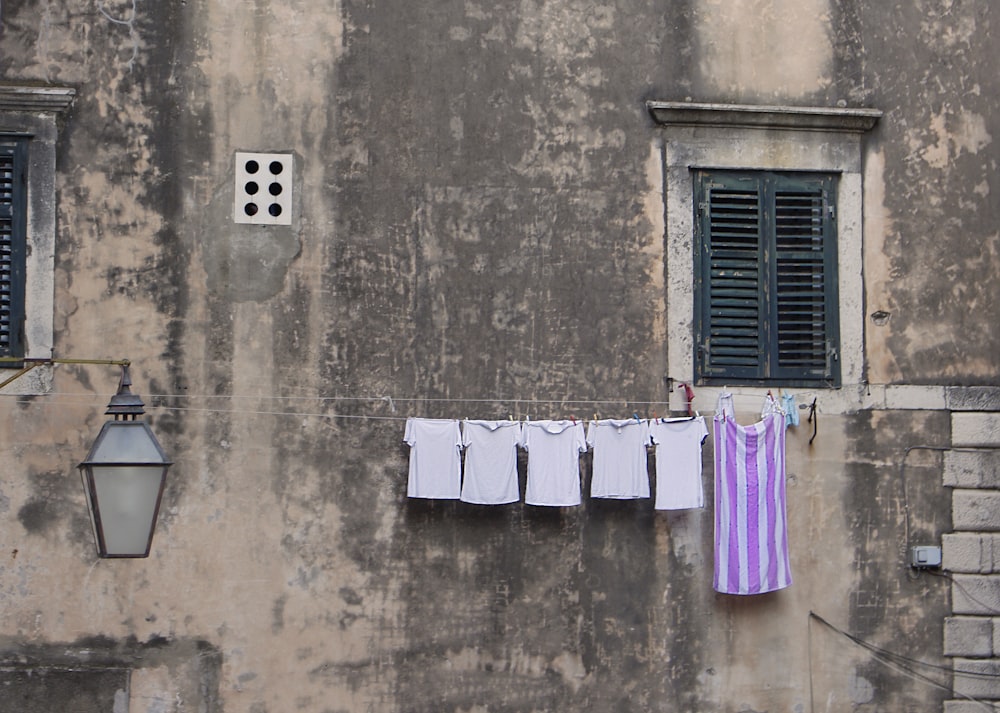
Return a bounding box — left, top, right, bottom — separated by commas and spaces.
713, 411, 792, 595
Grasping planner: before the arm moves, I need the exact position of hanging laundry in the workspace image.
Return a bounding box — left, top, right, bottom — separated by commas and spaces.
522, 420, 587, 506
402, 418, 463, 499
713, 394, 792, 595
460, 420, 523, 505
782, 392, 800, 429
649, 416, 709, 510
586, 418, 651, 499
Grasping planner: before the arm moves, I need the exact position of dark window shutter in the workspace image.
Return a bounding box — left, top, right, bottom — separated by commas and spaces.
695, 173, 764, 380
0, 137, 27, 359
695, 170, 839, 386
772, 175, 838, 380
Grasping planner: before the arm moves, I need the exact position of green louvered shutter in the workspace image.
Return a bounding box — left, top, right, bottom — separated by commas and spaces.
772, 174, 839, 382
695, 172, 765, 380
695, 170, 839, 386
0, 137, 27, 360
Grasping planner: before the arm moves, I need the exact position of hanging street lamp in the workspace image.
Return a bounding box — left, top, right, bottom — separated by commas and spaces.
1, 357, 172, 558
77, 364, 172, 558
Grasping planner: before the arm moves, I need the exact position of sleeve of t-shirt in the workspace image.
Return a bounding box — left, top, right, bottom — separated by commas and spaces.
403, 417, 416, 447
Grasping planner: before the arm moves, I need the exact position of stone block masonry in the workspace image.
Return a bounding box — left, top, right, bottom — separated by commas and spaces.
943, 409, 1000, 710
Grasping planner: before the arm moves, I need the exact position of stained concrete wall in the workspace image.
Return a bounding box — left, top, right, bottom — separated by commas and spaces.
0, 0, 996, 711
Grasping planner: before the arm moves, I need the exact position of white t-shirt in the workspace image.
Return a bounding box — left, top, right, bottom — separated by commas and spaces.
522, 420, 587, 506
461, 420, 523, 504
587, 419, 651, 499
649, 416, 709, 510
403, 418, 462, 499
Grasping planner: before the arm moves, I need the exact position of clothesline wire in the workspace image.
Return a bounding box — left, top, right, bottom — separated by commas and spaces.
0, 398, 409, 422
0, 391, 773, 405
0, 384, 866, 407
0, 381, 894, 424
0, 391, 665, 405
0, 401, 695, 424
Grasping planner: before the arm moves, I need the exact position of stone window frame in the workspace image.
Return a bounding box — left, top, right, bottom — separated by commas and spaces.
647, 101, 881, 394
0, 85, 75, 394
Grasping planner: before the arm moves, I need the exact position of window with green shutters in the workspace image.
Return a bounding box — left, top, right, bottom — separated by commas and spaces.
0, 136, 28, 361
694, 170, 840, 386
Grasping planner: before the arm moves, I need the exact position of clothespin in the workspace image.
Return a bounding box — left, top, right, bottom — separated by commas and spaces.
633, 412, 641, 424
570, 415, 576, 425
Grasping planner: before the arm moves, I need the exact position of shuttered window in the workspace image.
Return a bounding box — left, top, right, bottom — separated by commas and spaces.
694, 170, 840, 386
0, 137, 27, 361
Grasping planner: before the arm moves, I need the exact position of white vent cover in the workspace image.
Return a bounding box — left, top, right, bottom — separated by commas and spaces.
234, 152, 292, 225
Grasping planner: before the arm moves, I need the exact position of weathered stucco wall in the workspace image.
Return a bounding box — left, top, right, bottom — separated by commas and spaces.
861, 1, 998, 383
0, 0, 995, 711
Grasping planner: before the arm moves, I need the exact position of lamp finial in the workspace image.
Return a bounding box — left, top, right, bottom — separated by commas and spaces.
105, 364, 145, 418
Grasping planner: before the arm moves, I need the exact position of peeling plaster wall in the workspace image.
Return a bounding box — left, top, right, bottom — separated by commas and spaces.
862, 1, 999, 383
0, 0, 993, 711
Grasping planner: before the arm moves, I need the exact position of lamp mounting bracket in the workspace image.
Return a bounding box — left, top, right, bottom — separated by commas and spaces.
0, 356, 132, 390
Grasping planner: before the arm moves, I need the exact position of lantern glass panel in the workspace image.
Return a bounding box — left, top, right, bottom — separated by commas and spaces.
89, 464, 166, 556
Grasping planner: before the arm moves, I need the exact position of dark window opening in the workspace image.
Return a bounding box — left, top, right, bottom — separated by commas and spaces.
694, 170, 840, 387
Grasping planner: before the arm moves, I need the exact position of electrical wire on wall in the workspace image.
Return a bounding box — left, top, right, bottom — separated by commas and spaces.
808, 611, 1000, 712
899, 444, 1000, 581
924, 569, 1000, 617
